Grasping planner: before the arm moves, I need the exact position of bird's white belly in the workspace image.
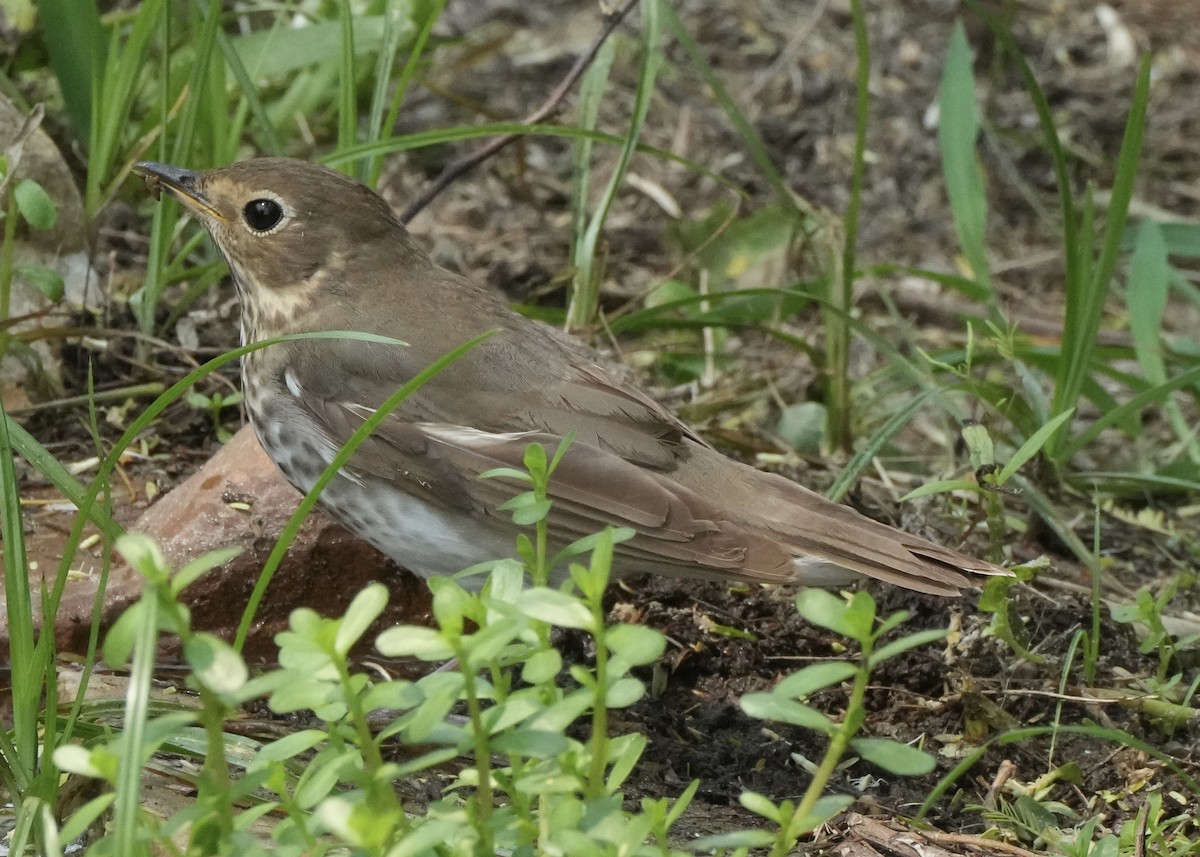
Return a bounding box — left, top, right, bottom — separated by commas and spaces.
250, 391, 515, 581
318, 480, 517, 579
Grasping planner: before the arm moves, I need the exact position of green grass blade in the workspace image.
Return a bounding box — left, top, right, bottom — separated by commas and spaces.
566, 0, 662, 328
208, 8, 284, 156
111, 580, 160, 857
965, 0, 1079, 295
170, 0, 224, 164
565, 36, 616, 329
994, 407, 1073, 484
868, 263, 993, 302
363, 0, 406, 185
130, 0, 224, 333
920, 722, 1199, 819
86, 0, 164, 214
1126, 218, 1194, 454
0, 401, 39, 794
1050, 57, 1150, 457
327, 122, 740, 194
824, 0, 871, 453
938, 22, 993, 300
36, 0, 104, 143
826, 387, 939, 503
1, 416, 123, 540
1059, 362, 1200, 461
368, 0, 447, 188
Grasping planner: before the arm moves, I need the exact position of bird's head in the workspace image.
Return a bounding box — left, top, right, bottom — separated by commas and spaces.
133, 158, 412, 340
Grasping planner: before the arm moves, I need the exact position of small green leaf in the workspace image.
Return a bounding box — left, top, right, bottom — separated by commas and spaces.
738, 790, 782, 823
773, 661, 857, 698
851, 737, 937, 775
115, 533, 169, 583
740, 691, 834, 733
690, 830, 777, 850
777, 401, 827, 454
251, 729, 328, 766
375, 625, 455, 661
492, 729, 570, 758
478, 466, 531, 483
172, 546, 242, 595
841, 592, 877, 642
900, 478, 980, 502
14, 178, 57, 229
505, 495, 552, 526
604, 676, 645, 708
15, 265, 64, 301
870, 627, 947, 666
960, 421, 995, 471
788, 794, 855, 836
186, 633, 248, 695
794, 589, 850, 636
517, 588, 594, 630
606, 623, 666, 666
522, 441, 548, 481
52, 745, 107, 779
522, 648, 562, 684
103, 600, 148, 667
335, 583, 388, 655
430, 578, 472, 634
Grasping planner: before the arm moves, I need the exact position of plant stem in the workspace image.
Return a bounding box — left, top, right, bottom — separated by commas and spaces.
587, 596, 609, 798
456, 640, 495, 852
0, 192, 18, 364
780, 646, 873, 852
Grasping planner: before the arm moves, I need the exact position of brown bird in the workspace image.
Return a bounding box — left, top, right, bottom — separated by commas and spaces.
133, 158, 1007, 596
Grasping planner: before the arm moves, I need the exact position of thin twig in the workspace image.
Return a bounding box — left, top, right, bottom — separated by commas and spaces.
400, 0, 641, 224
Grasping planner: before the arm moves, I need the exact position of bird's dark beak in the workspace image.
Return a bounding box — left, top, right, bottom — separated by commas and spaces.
133, 162, 223, 221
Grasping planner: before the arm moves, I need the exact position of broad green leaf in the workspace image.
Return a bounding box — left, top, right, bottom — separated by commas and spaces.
231, 17, 393, 79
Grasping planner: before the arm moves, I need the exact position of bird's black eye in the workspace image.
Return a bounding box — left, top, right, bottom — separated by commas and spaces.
243, 198, 284, 232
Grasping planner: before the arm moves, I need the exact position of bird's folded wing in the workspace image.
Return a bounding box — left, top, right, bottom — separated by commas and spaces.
304, 395, 1007, 593
302, 395, 794, 577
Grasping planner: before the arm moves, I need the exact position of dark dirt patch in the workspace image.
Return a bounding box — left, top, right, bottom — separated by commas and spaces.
607, 576, 1198, 834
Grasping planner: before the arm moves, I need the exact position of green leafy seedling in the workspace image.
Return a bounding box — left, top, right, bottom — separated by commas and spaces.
735, 589, 945, 855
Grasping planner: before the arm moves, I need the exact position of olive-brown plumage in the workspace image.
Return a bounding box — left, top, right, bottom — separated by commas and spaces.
134, 158, 1009, 595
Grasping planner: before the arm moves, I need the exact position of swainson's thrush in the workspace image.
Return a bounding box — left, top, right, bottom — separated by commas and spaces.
134, 158, 1007, 595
